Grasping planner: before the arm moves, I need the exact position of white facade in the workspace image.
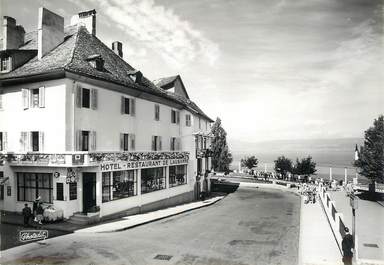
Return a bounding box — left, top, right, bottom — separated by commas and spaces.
0, 77, 212, 219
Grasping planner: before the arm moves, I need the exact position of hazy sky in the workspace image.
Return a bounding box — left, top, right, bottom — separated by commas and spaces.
2, 0, 383, 142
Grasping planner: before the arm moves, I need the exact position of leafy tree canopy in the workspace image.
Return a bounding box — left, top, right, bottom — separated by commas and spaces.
211, 117, 233, 172
274, 156, 293, 177
293, 156, 317, 175
241, 156, 258, 170
355, 115, 384, 184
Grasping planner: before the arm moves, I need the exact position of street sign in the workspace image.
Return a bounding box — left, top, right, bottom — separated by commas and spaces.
350, 194, 358, 209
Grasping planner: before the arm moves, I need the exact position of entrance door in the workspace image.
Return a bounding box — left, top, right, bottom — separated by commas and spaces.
83, 172, 96, 213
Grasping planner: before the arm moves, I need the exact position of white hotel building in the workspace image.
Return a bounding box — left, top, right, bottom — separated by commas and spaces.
0, 8, 213, 222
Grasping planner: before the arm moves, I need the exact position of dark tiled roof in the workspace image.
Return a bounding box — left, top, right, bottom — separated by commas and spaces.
0, 25, 213, 122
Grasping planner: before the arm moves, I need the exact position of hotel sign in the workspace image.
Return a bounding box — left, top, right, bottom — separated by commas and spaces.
100, 158, 188, 172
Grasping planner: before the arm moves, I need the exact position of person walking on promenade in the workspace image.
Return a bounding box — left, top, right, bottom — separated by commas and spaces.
22, 203, 32, 227
36, 202, 44, 225
342, 227, 354, 265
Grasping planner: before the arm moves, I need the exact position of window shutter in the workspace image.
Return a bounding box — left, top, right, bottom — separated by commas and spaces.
154, 105, 157, 120
38, 131, 44, 152
76, 130, 82, 151
22, 89, 29, 109
158, 136, 162, 151
176, 138, 181, 151
0, 93, 3, 110
130, 134, 135, 151
91, 89, 98, 110
27, 131, 32, 152
3, 132, 7, 150
176, 111, 180, 124
91, 131, 97, 151
39, 86, 45, 108
76, 85, 82, 108
151, 136, 155, 151
120, 133, 124, 151
121, 96, 125, 114
130, 98, 135, 116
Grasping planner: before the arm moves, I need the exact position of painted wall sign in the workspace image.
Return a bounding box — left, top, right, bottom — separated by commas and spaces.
100, 158, 188, 172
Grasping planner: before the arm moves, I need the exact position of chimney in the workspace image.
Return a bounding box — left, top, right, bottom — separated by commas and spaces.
2, 16, 25, 50
38, 7, 64, 60
112, 41, 123, 57
71, 9, 96, 36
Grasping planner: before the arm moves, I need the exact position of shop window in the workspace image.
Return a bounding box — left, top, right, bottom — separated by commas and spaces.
171, 110, 180, 124
151, 136, 162, 151
112, 170, 136, 200
185, 114, 191, 127
69, 182, 77, 200
169, 165, 187, 187
17, 172, 53, 203
154, 104, 160, 121
102, 172, 112, 202
141, 167, 165, 194
56, 183, 64, 201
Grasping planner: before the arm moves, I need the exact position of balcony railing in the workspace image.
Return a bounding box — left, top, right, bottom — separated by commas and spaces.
1, 151, 189, 167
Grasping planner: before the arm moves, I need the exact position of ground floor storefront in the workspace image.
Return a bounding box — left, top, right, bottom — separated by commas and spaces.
0, 152, 212, 219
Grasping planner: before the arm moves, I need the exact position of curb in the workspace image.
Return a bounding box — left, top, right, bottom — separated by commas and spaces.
76, 196, 225, 233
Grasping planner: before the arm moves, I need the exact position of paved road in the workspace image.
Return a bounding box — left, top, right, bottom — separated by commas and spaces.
1, 187, 301, 265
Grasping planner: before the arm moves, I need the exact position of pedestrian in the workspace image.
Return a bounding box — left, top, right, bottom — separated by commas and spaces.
32, 196, 41, 222
36, 202, 44, 225
342, 227, 354, 265
22, 203, 32, 227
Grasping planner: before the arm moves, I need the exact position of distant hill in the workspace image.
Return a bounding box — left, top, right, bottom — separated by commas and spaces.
228, 137, 363, 168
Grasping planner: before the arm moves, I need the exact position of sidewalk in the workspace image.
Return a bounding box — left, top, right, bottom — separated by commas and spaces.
299, 197, 342, 265
75, 196, 224, 233
0, 211, 86, 232
329, 191, 384, 264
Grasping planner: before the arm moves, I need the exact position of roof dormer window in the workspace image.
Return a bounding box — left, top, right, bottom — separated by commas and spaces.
86, 54, 104, 71
128, 70, 142, 84
0, 57, 11, 73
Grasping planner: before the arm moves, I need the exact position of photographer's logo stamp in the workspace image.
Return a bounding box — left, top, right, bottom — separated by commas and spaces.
19, 230, 49, 242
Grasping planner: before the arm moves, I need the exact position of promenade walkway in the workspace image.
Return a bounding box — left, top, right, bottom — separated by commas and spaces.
299, 197, 342, 265
329, 191, 384, 264
238, 180, 343, 265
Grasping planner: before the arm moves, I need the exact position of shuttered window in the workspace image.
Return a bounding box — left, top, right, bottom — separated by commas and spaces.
69, 183, 77, 200
154, 104, 160, 121
76, 85, 97, 110
152, 136, 162, 151
77, 130, 96, 151
185, 114, 191, 127
121, 96, 136, 116
130, 134, 135, 151
171, 110, 180, 124
120, 133, 129, 151
0, 92, 3, 110
0, 132, 5, 151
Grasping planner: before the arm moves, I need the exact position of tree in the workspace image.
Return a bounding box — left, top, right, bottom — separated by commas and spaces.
354, 115, 384, 186
293, 156, 317, 175
211, 117, 233, 172
274, 156, 293, 177
241, 156, 258, 170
